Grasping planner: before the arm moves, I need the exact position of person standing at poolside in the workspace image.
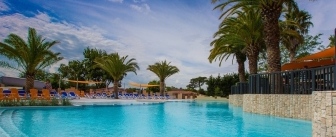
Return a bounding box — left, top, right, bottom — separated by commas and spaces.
44, 79, 52, 91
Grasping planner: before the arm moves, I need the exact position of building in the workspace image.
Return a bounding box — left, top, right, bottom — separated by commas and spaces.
0, 76, 45, 89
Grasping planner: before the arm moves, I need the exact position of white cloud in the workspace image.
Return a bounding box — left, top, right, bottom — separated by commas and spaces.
108, 0, 123, 3
48, 59, 69, 74
130, 4, 151, 13
297, 1, 336, 46
0, 12, 125, 76
0, 1, 240, 88
0, 0, 9, 12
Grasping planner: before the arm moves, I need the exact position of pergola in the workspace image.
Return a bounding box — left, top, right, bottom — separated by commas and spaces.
281, 46, 336, 71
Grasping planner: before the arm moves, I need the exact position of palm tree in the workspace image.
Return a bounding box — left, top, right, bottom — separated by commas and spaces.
0, 27, 62, 92
227, 7, 263, 74
94, 53, 139, 99
210, 6, 263, 78
281, 8, 313, 61
209, 41, 247, 82
212, 0, 298, 93
212, 0, 297, 73
147, 60, 179, 95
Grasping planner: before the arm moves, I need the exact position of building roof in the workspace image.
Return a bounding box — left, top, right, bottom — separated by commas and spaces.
0, 76, 44, 89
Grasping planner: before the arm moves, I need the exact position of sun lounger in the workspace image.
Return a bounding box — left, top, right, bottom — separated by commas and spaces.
68, 91, 79, 99
18, 90, 27, 99
61, 91, 69, 99
42, 89, 51, 100
80, 91, 85, 97
50, 90, 60, 99
8, 88, 20, 101
30, 89, 40, 100
165, 95, 170, 99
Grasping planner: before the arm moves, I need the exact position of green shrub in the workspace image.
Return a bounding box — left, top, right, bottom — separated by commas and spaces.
51, 98, 60, 106
39, 100, 51, 106
28, 99, 38, 106
0, 98, 72, 107
61, 99, 72, 106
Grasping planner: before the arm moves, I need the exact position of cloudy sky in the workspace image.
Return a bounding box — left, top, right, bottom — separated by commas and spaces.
0, 0, 335, 88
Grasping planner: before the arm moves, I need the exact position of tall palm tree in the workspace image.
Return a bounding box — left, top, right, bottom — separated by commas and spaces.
210, 6, 263, 76
281, 8, 313, 61
228, 7, 263, 74
212, 0, 297, 73
94, 53, 139, 99
147, 60, 179, 95
209, 42, 247, 82
0, 27, 62, 92
212, 0, 298, 93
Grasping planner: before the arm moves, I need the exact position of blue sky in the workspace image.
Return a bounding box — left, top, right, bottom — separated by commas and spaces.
0, 0, 335, 88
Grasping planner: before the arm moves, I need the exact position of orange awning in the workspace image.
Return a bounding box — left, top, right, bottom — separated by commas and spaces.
281, 46, 336, 71
281, 59, 336, 71
295, 46, 335, 62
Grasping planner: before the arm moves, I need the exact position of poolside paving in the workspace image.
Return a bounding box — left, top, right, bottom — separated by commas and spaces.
70, 98, 192, 106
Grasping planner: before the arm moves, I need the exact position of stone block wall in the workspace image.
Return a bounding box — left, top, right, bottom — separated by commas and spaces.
228, 95, 243, 107
312, 91, 336, 137
243, 94, 312, 120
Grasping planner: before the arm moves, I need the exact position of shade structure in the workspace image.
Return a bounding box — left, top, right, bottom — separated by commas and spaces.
129, 82, 159, 88
63, 79, 104, 84
63, 79, 104, 89
281, 46, 336, 71
281, 59, 336, 71
295, 46, 335, 62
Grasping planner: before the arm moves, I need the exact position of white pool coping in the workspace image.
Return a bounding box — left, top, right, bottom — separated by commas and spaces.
70, 98, 195, 106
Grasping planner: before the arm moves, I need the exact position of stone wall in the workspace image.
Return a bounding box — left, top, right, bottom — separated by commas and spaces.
312, 91, 336, 137
243, 94, 311, 120
228, 94, 243, 107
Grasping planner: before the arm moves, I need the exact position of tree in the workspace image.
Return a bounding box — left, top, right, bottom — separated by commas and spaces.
281, 7, 313, 61
214, 87, 222, 97
59, 60, 87, 90
206, 73, 240, 97
192, 77, 207, 91
83, 47, 111, 88
281, 34, 324, 64
206, 75, 215, 96
328, 35, 335, 47
19, 69, 49, 81
0, 27, 62, 92
147, 60, 179, 95
48, 72, 65, 90
186, 79, 197, 91
94, 53, 139, 99
210, 6, 263, 76
212, 0, 297, 73
209, 42, 247, 82
147, 80, 160, 94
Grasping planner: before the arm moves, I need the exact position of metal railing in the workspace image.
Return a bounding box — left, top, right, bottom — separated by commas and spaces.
231, 82, 249, 94
231, 65, 335, 94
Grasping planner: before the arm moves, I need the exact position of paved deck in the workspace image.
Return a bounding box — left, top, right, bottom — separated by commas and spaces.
70, 98, 194, 106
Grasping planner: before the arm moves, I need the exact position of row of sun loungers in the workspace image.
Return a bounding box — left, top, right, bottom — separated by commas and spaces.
0, 88, 83, 101
0, 88, 172, 101
85, 93, 171, 100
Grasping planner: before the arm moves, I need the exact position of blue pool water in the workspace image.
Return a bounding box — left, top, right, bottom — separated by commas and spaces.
0, 101, 311, 137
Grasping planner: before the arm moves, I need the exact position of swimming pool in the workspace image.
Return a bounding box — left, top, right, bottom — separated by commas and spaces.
0, 101, 311, 137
